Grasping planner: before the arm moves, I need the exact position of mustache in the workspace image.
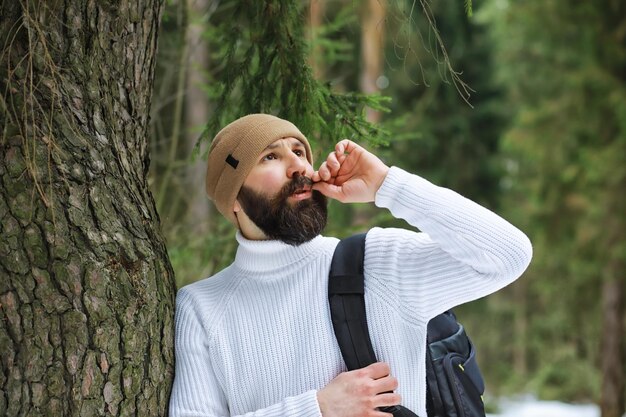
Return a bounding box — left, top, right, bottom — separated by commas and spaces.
279, 175, 314, 198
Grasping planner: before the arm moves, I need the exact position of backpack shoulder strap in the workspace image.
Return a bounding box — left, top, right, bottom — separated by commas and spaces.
329, 234, 421, 417
328, 233, 378, 370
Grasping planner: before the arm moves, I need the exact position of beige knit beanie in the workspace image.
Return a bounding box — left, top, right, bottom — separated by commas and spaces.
206, 114, 313, 226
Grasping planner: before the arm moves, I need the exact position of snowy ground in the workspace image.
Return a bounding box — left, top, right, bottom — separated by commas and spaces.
487, 396, 601, 417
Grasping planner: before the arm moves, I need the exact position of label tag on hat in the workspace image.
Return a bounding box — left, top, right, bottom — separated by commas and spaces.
226, 154, 239, 169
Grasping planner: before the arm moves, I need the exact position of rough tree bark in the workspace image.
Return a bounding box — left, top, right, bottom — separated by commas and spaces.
0, 1, 176, 416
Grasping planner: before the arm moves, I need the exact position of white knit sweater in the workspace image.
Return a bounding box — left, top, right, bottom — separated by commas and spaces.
169, 167, 532, 417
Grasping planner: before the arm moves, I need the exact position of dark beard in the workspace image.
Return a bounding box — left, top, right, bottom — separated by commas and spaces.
237, 175, 328, 246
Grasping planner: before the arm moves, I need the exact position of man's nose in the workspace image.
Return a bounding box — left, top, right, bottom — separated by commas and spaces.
286, 153, 307, 178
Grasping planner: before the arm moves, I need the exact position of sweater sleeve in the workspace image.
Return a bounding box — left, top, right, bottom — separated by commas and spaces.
169, 288, 322, 417
366, 166, 533, 322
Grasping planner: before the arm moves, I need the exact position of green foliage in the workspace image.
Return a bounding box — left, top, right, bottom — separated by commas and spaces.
307, 5, 356, 64
483, 0, 626, 402
528, 345, 601, 402
197, 0, 392, 158
167, 218, 238, 286
383, 1, 506, 207
465, 0, 473, 17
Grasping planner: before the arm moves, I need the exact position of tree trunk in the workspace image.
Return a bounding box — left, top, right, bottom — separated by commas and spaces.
600, 276, 625, 417
0, 1, 175, 416
512, 278, 528, 377
360, 0, 385, 123
184, 0, 212, 234
308, 0, 326, 80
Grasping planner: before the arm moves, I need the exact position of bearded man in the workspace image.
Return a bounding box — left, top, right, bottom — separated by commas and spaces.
169, 114, 532, 417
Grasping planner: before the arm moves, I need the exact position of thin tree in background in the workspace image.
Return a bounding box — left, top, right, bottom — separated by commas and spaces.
184, 0, 213, 234
601, 275, 625, 417
360, 0, 386, 123
155, 0, 189, 218
308, 0, 326, 80
0, 1, 175, 415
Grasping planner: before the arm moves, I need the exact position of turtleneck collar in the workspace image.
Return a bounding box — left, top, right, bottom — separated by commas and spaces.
233, 232, 327, 273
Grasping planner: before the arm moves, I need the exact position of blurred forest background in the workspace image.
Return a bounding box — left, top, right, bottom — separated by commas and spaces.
149, 0, 625, 414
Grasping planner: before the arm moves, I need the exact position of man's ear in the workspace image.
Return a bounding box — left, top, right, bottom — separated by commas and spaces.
233, 199, 241, 213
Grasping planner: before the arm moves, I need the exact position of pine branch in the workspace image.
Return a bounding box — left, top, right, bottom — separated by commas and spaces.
196, 0, 392, 155
465, 0, 473, 17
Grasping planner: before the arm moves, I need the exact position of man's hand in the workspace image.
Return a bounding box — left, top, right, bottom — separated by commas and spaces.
317, 362, 401, 417
312, 140, 389, 203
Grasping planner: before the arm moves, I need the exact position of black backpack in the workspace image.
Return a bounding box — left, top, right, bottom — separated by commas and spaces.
328, 234, 486, 417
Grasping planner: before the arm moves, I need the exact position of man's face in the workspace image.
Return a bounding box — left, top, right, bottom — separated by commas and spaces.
236, 137, 327, 245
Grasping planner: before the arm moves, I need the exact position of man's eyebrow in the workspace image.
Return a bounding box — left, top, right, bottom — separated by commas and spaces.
263, 139, 304, 151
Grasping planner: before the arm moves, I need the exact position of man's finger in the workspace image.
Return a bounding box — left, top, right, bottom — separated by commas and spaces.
335, 139, 361, 156
373, 375, 399, 393
311, 181, 344, 202
364, 362, 391, 379
326, 151, 341, 176
318, 162, 331, 181
374, 393, 402, 408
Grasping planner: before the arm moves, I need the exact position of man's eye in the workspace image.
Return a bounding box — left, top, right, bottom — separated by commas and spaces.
263, 153, 276, 161
294, 149, 304, 157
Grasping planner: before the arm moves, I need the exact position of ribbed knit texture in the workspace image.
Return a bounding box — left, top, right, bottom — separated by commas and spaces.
170, 167, 533, 417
